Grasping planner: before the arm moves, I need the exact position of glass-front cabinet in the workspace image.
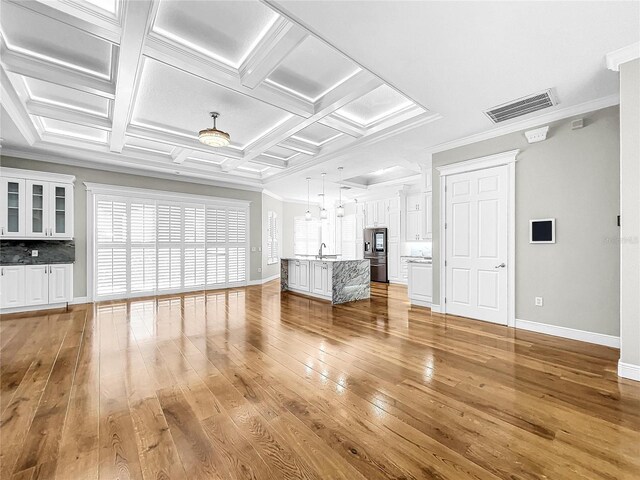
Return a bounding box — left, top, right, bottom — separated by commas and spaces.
0, 177, 25, 238
0, 169, 74, 240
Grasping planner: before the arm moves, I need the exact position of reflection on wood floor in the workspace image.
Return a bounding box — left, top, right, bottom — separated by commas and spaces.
1, 281, 639, 479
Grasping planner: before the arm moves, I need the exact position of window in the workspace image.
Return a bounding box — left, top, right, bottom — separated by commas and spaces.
267, 211, 278, 265
294, 216, 320, 255
92, 188, 249, 301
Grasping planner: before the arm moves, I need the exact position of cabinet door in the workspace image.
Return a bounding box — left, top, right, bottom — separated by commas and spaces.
406, 194, 422, 212
376, 200, 388, 226
25, 265, 49, 306
388, 241, 399, 280
406, 210, 422, 241
288, 260, 298, 288
365, 202, 376, 227
400, 258, 408, 282
49, 264, 73, 303
324, 264, 333, 296
298, 261, 310, 291
0, 178, 25, 238
388, 210, 400, 242
408, 263, 433, 303
0, 265, 25, 308
49, 183, 73, 238
311, 262, 325, 295
25, 181, 49, 238
423, 193, 433, 239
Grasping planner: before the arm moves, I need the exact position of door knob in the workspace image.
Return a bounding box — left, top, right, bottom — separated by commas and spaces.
495, 263, 506, 269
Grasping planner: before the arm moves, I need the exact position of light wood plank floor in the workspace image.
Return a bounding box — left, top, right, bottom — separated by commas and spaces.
1, 281, 639, 479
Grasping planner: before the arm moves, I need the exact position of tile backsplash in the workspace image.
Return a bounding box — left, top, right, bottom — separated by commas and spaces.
0, 240, 75, 265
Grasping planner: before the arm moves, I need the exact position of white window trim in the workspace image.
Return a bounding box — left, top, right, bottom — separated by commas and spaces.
86, 183, 250, 302
437, 149, 518, 327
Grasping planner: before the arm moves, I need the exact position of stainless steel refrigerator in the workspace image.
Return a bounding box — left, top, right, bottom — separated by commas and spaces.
363, 227, 388, 283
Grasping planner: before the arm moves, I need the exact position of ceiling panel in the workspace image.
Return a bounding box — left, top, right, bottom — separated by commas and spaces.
124, 136, 174, 155
19, 76, 110, 117
266, 36, 360, 102
131, 58, 296, 148
151, 0, 279, 68
186, 150, 228, 165
263, 145, 298, 160
333, 84, 413, 126
238, 162, 270, 173
39, 117, 109, 143
291, 122, 342, 145
1, 1, 115, 79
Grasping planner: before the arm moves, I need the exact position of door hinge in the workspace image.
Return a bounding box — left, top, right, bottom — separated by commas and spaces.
444, 223, 448, 229
445, 260, 447, 267
444, 297, 447, 304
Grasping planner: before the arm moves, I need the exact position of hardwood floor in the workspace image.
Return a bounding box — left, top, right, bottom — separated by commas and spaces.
1, 281, 639, 479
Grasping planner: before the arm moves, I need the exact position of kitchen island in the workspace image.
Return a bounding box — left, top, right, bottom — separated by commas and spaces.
281, 258, 370, 304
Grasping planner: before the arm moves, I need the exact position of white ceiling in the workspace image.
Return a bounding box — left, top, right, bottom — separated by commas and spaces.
1, 0, 637, 203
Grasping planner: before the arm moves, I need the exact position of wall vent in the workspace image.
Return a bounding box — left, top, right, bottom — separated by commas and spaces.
484, 89, 556, 124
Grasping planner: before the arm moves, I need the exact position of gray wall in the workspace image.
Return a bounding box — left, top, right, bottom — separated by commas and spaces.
432, 106, 620, 336
0, 156, 264, 297
619, 59, 640, 366
261, 192, 283, 279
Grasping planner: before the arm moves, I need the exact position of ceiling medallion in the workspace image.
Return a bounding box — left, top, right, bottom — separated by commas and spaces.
199, 112, 230, 147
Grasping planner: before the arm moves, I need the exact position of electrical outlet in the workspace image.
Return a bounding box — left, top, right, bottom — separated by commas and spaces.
251, 246, 256, 252
31, 250, 38, 257
257, 267, 262, 273
535, 297, 543, 307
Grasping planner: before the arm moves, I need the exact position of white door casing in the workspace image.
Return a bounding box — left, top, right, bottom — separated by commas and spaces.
438, 149, 518, 327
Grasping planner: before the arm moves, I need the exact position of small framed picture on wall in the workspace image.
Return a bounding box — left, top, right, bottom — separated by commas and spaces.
530, 218, 555, 244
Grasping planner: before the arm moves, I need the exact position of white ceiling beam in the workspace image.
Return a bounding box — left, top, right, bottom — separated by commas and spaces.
26, 100, 112, 130
11, 0, 121, 44
319, 115, 366, 138
239, 20, 307, 89
0, 65, 39, 145
251, 155, 287, 169
171, 147, 190, 164
278, 137, 319, 155
109, 0, 153, 153
143, 40, 315, 118
0, 41, 115, 98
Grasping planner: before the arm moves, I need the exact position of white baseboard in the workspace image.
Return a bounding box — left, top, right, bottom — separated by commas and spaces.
410, 299, 431, 308
70, 296, 90, 305
618, 361, 640, 381
1, 302, 71, 315
248, 274, 280, 286
515, 318, 620, 348
430, 304, 442, 313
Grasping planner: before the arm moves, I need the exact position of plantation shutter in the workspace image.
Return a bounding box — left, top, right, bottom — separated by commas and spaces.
95, 199, 127, 296
227, 208, 247, 284
130, 202, 156, 293
206, 207, 227, 285
184, 205, 205, 288
157, 203, 182, 291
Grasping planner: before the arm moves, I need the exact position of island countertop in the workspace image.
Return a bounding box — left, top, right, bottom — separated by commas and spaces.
281, 258, 370, 304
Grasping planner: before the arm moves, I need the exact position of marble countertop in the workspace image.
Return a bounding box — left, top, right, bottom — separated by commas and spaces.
405, 258, 433, 264
282, 257, 365, 263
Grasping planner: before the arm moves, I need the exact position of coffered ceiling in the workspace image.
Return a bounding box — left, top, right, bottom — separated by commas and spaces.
1, 1, 638, 202
0, 0, 437, 190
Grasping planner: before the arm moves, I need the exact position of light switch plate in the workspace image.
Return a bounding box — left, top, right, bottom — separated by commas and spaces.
31, 250, 39, 257
251, 246, 256, 252
535, 297, 543, 307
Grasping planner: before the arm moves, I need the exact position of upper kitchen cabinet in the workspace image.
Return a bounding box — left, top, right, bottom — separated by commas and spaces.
405, 191, 432, 241
0, 168, 75, 240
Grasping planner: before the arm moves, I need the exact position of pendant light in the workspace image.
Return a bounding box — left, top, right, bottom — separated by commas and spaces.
199, 112, 230, 147
336, 166, 345, 218
305, 177, 312, 221
320, 173, 328, 219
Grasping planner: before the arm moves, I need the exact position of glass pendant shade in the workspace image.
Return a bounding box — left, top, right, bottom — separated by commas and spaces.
336, 205, 345, 217
199, 112, 230, 147
305, 210, 312, 220
320, 208, 328, 219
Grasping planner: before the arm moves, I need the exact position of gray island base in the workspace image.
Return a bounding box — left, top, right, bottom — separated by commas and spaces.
281, 258, 370, 304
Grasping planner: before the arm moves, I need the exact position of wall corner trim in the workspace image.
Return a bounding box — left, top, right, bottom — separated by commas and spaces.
606, 42, 640, 71
515, 318, 620, 348
618, 361, 640, 381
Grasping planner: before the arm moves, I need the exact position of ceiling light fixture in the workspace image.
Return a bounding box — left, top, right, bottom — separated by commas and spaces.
320, 173, 328, 220
305, 177, 312, 221
336, 167, 345, 218
199, 112, 230, 147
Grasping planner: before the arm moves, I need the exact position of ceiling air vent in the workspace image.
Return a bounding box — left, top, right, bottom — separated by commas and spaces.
484, 89, 556, 124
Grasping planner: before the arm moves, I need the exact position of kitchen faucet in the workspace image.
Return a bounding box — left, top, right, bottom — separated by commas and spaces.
318, 243, 327, 259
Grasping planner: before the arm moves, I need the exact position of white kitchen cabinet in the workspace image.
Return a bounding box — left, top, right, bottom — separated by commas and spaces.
26, 265, 49, 306
424, 192, 433, 239
405, 193, 432, 241
388, 209, 401, 242
0, 265, 26, 308
408, 262, 433, 306
388, 241, 399, 282
406, 193, 422, 212
49, 264, 73, 304
0, 263, 73, 311
0, 177, 26, 238
311, 261, 333, 296
298, 260, 310, 291
0, 168, 74, 240
406, 210, 422, 241
400, 257, 409, 283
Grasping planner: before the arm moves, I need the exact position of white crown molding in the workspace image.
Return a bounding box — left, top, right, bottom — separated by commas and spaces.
426, 94, 620, 155
436, 149, 519, 176
515, 319, 620, 348
84, 182, 252, 207
606, 42, 640, 71
0, 147, 265, 193
262, 189, 284, 201
26, 99, 112, 130
0, 166, 76, 183
618, 361, 640, 381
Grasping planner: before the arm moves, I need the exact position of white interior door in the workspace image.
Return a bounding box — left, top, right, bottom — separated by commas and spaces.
445, 165, 508, 324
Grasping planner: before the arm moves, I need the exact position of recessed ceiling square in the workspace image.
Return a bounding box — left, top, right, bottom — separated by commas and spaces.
334, 85, 414, 127
39, 117, 108, 143
291, 123, 342, 146
263, 145, 298, 160
1, 2, 114, 79
266, 36, 360, 102
151, 0, 279, 68
19, 76, 110, 117
125, 137, 174, 155
186, 151, 228, 165
131, 58, 296, 149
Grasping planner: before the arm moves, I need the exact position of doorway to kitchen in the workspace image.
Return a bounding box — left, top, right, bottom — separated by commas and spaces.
437, 150, 518, 326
